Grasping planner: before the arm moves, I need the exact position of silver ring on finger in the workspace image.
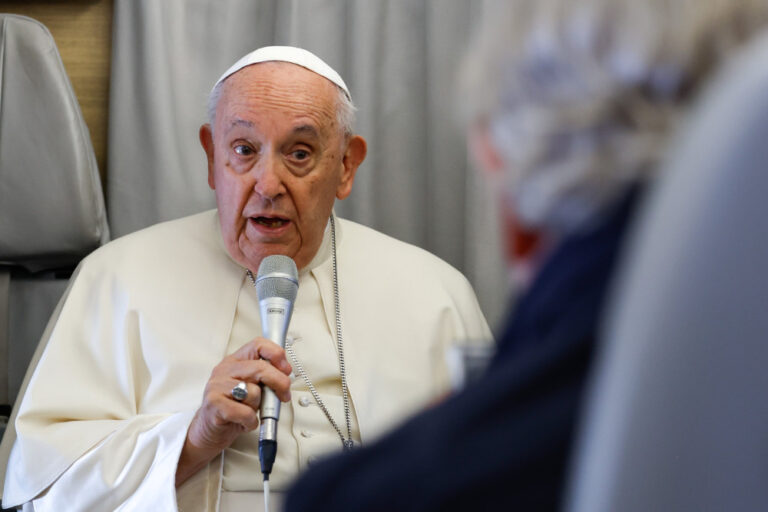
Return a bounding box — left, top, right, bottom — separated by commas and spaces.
231, 381, 248, 402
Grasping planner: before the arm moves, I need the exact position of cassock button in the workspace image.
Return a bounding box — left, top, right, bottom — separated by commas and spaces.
299, 397, 311, 407
301, 430, 313, 438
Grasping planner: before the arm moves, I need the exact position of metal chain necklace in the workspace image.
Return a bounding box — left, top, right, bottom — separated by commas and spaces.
247, 215, 354, 451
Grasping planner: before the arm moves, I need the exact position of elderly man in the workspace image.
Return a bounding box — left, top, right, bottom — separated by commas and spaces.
1, 47, 490, 511
283, 1, 768, 510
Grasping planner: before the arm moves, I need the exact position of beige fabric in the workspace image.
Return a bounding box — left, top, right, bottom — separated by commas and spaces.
177, 454, 222, 512
221, 222, 362, 492
219, 489, 285, 512
3, 210, 491, 511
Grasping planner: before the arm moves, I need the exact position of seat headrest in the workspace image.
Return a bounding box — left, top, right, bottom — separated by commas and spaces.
0, 14, 109, 271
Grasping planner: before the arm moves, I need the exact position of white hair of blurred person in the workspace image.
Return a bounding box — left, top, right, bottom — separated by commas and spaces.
460, 0, 768, 236
207, 74, 357, 137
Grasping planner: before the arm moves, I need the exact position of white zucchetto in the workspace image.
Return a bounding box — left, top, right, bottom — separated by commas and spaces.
213, 46, 351, 99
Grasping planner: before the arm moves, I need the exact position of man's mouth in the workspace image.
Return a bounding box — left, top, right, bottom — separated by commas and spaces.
252, 216, 289, 229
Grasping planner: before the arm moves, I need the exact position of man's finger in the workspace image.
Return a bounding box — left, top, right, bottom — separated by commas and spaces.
228, 359, 292, 402
212, 397, 260, 431
230, 337, 292, 374
226, 380, 262, 410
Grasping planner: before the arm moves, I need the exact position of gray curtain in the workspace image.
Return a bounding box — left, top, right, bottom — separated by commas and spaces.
108, 0, 508, 326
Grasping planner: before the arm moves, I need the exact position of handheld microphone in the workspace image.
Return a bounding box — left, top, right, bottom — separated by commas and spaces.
255, 254, 299, 480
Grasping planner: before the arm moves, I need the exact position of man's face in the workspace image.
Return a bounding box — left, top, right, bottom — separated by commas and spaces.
201, 62, 366, 271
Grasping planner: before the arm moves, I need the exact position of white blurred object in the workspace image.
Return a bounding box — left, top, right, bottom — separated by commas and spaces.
567, 29, 768, 512
446, 343, 495, 392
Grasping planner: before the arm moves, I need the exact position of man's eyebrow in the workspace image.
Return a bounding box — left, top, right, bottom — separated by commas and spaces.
292, 124, 320, 138
225, 119, 253, 133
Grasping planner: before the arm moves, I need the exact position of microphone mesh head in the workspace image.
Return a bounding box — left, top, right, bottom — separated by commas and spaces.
256, 255, 299, 301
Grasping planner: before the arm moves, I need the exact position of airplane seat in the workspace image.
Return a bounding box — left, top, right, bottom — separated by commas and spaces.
565, 30, 768, 511
0, 13, 109, 501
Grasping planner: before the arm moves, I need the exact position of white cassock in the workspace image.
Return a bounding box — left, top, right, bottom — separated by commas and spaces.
2, 210, 492, 511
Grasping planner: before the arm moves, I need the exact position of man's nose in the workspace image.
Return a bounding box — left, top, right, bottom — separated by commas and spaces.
252, 153, 285, 199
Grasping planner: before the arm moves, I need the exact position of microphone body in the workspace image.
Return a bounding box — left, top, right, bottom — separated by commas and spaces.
254, 255, 298, 479
258, 294, 294, 438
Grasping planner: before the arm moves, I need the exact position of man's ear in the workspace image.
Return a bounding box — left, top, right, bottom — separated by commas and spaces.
200, 124, 216, 190
336, 135, 367, 200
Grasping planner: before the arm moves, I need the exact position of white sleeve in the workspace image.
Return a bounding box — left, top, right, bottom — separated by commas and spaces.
4, 216, 244, 512
4, 248, 228, 511
29, 411, 195, 512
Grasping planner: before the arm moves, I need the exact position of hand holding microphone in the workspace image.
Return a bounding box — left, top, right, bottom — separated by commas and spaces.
177, 255, 297, 488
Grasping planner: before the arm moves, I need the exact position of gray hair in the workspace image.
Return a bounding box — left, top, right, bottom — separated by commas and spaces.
207, 70, 356, 137
461, 0, 768, 234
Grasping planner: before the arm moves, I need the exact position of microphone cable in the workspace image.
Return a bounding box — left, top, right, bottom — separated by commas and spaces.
263, 477, 271, 512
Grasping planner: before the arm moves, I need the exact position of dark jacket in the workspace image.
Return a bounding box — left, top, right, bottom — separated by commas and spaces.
284, 190, 639, 511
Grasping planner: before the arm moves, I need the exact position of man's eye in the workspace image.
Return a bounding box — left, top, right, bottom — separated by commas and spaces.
234, 145, 254, 156
291, 149, 310, 160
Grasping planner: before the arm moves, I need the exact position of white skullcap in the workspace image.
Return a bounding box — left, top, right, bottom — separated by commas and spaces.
213, 46, 351, 99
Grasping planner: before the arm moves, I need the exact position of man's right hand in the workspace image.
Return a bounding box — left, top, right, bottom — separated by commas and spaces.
175, 337, 292, 486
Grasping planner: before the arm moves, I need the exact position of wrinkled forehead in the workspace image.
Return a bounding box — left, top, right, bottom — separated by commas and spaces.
217, 62, 340, 134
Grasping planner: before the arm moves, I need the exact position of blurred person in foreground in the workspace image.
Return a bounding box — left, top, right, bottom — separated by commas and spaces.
285, 0, 768, 510
1, 47, 491, 511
